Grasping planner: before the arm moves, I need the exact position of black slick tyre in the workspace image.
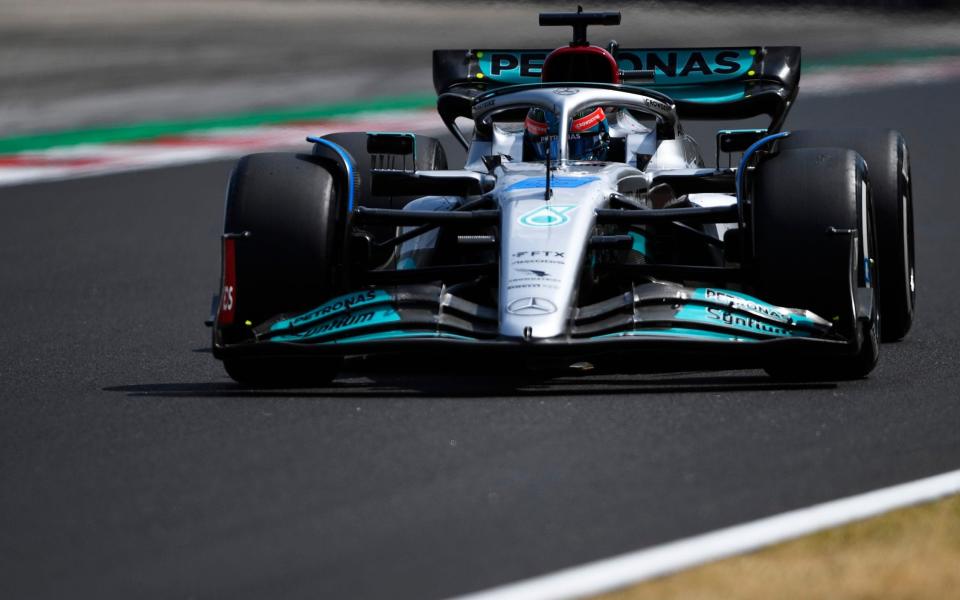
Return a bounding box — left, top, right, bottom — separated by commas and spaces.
218, 152, 344, 386
752, 147, 879, 380
313, 133, 448, 262
315, 132, 448, 212
223, 356, 340, 388
780, 129, 915, 341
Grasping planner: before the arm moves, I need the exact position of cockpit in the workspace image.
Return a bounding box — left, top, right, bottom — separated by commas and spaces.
463, 83, 701, 172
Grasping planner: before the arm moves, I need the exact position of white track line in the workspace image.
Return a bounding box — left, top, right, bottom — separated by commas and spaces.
453, 468, 960, 600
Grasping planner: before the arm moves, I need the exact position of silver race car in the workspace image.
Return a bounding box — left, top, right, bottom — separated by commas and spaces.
210, 9, 915, 385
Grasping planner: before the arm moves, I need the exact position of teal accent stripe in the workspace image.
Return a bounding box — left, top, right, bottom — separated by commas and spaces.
269, 289, 392, 333
321, 330, 474, 344
597, 328, 757, 342
644, 84, 746, 103
270, 307, 401, 342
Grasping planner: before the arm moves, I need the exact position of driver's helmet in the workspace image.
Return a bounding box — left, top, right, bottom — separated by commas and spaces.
524, 106, 610, 161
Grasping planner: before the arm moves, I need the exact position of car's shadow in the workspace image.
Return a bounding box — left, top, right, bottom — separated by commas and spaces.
104, 360, 836, 399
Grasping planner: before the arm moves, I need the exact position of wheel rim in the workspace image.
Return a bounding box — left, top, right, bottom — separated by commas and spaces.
863, 183, 881, 356
904, 161, 916, 311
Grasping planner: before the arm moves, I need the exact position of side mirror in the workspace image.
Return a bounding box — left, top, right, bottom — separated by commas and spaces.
717, 129, 767, 153
619, 69, 655, 83
367, 133, 415, 157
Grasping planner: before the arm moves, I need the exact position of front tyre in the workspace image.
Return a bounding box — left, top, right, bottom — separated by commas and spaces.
780, 129, 915, 341
752, 147, 879, 380
216, 152, 344, 386
223, 357, 341, 388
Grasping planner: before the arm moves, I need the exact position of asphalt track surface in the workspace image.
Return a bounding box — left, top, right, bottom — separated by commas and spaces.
2, 82, 959, 599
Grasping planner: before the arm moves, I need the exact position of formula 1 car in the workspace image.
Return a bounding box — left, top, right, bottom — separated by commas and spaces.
210, 9, 915, 385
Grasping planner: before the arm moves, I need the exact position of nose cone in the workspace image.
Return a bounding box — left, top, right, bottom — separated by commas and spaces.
497, 169, 605, 339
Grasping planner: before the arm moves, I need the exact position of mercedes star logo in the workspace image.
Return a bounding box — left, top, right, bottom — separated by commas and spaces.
507, 297, 558, 315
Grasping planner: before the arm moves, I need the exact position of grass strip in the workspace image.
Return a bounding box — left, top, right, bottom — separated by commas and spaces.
596, 493, 960, 600
0, 93, 435, 155
806, 46, 960, 71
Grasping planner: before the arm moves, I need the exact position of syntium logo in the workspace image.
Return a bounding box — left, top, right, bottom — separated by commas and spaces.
299, 312, 376, 337
705, 307, 790, 337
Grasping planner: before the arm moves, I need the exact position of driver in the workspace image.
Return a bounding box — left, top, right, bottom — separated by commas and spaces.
523, 106, 610, 161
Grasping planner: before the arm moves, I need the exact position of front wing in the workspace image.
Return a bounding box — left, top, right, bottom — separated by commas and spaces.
214, 282, 856, 365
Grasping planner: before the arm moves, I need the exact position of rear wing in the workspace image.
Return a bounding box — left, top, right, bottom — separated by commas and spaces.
432, 46, 801, 130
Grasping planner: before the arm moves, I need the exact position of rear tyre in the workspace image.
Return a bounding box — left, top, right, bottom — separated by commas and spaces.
780, 129, 914, 341
218, 152, 344, 385
315, 132, 448, 212
314, 133, 448, 262
752, 148, 879, 380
